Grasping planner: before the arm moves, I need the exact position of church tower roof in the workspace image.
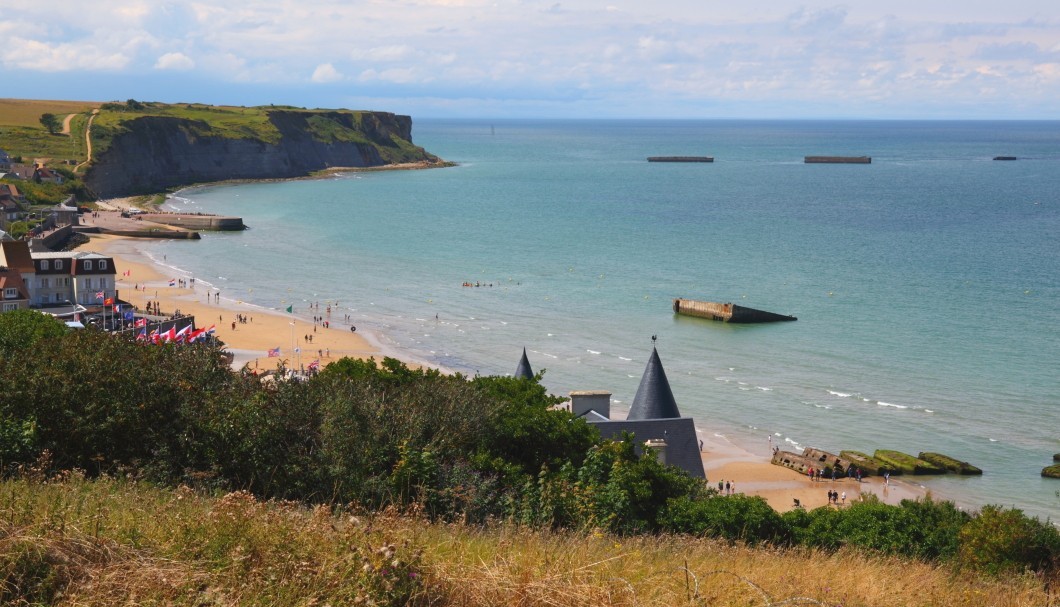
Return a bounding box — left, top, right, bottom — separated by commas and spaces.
627, 347, 681, 420
514, 347, 534, 379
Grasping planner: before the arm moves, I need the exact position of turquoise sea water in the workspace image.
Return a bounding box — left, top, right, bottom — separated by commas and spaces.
147, 120, 1059, 520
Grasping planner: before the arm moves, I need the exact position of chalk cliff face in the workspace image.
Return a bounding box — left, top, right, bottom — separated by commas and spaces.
84, 111, 436, 198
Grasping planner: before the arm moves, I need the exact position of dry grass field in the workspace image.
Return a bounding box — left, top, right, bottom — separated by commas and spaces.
0, 98, 99, 127
1, 476, 1053, 607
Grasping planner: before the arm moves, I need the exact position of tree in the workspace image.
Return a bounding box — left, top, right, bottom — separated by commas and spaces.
0, 309, 66, 359
39, 113, 61, 134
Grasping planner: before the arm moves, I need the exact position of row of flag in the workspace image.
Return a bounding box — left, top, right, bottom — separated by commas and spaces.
136, 324, 216, 345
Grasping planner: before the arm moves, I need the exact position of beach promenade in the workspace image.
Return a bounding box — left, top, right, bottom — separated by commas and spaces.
78, 226, 931, 513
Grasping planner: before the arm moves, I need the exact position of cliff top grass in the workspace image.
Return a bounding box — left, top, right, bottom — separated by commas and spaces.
0, 98, 98, 161
90, 100, 409, 158
2, 475, 1050, 607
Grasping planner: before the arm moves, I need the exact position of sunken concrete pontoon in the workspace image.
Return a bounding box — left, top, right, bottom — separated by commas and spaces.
567, 347, 705, 479
647, 156, 714, 163
673, 298, 797, 323
804, 156, 871, 164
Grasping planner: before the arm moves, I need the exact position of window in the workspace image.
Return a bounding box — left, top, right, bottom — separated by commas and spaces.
55, 260, 63, 270
41, 260, 49, 270
100, 260, 107, 270
39, 278, 49, 289
85, 278, 92, 289
3, 288, 16, 299
2, 303, 17, 312
83, 260, 92, 270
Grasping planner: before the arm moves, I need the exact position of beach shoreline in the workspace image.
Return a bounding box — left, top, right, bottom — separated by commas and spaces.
78, 225, 936, 514
95, 161, 456, 212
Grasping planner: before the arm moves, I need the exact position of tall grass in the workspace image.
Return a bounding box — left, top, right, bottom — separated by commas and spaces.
1, 475, 1052, 606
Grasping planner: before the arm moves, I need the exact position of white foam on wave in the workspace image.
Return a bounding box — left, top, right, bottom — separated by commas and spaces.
587, 349, 601, 355
813, 403, 832, 409
924, 409, 935, 414
877, 401, 908, 409
756, 386, 773, 392
618, 356, 632, 361
828, 390, 852, 398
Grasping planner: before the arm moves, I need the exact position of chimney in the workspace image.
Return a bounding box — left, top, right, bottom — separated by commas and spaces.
569, 390, 611, 418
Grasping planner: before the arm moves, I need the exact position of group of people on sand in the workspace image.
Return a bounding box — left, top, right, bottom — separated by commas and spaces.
827, 489, 847, 506
716, 480, 736, 496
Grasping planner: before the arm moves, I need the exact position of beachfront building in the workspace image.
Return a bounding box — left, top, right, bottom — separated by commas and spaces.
0, 266, 31, 312
0, 241, 117, 308
517, 346, 706, 479
38, 252, 116, 306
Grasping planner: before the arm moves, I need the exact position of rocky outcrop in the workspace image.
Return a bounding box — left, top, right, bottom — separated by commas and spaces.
84, 111, 437, 198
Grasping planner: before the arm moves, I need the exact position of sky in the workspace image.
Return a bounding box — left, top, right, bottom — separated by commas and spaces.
2, 0, 1059, 119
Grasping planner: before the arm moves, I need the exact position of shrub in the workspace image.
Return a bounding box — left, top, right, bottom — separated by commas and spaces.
957, 505, 1060, 576
660, 494, 790, 545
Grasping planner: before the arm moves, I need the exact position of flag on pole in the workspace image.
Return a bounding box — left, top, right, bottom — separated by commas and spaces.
136, 329, 147, 341
169, 279, 176, 286
134, 318, 147, 327
112, 303, 120, 313
267, 347, 280, 357
95, 291, 104, 300
308, 360, 320, 371
175, 325, 192, 342
104, 297, 114, 306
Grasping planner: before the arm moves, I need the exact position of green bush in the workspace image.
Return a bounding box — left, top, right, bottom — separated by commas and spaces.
661, 494, 790, 545
958, 505, 1060, 576
783, 496, 968, 560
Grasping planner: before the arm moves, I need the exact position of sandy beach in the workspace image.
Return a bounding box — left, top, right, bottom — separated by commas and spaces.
80, 232, 381, 373
78, 218, 930, 513
696, 432, 929, 512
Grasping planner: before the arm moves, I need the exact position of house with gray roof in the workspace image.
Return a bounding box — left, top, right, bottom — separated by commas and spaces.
518, 346, 706, 479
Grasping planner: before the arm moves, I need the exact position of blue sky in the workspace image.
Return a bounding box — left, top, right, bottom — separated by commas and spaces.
2, 1, 1059, 119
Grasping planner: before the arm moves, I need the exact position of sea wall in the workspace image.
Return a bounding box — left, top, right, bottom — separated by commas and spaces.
84, 111, 433, 198
140, 214, 244, 231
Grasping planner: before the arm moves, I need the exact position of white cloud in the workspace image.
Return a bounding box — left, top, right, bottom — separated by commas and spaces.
155, 52, 195, 70
311, 63, 343, 83
2, 0, 1060, 117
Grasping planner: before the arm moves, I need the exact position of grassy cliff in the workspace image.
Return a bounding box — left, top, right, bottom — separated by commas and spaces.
83, 100, 442, 197
0, 98, 444, 202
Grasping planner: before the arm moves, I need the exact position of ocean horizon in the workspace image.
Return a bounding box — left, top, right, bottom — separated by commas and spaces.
138, 118, 1058, 521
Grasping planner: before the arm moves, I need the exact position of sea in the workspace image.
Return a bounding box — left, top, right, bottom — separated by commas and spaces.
141, 119, 1059, 521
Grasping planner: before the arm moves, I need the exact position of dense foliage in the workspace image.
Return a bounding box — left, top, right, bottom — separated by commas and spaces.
1, 319, 1057, 584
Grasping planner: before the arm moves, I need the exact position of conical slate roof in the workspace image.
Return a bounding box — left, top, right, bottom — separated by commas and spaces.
514, 347, 534, 379
627, 347, 681, 420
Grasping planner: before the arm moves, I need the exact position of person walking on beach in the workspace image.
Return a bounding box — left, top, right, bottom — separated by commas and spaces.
841, 491, 846, 505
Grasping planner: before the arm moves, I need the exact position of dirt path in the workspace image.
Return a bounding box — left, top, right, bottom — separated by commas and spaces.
60, 112, 76, 135
74, 109, 100, 172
